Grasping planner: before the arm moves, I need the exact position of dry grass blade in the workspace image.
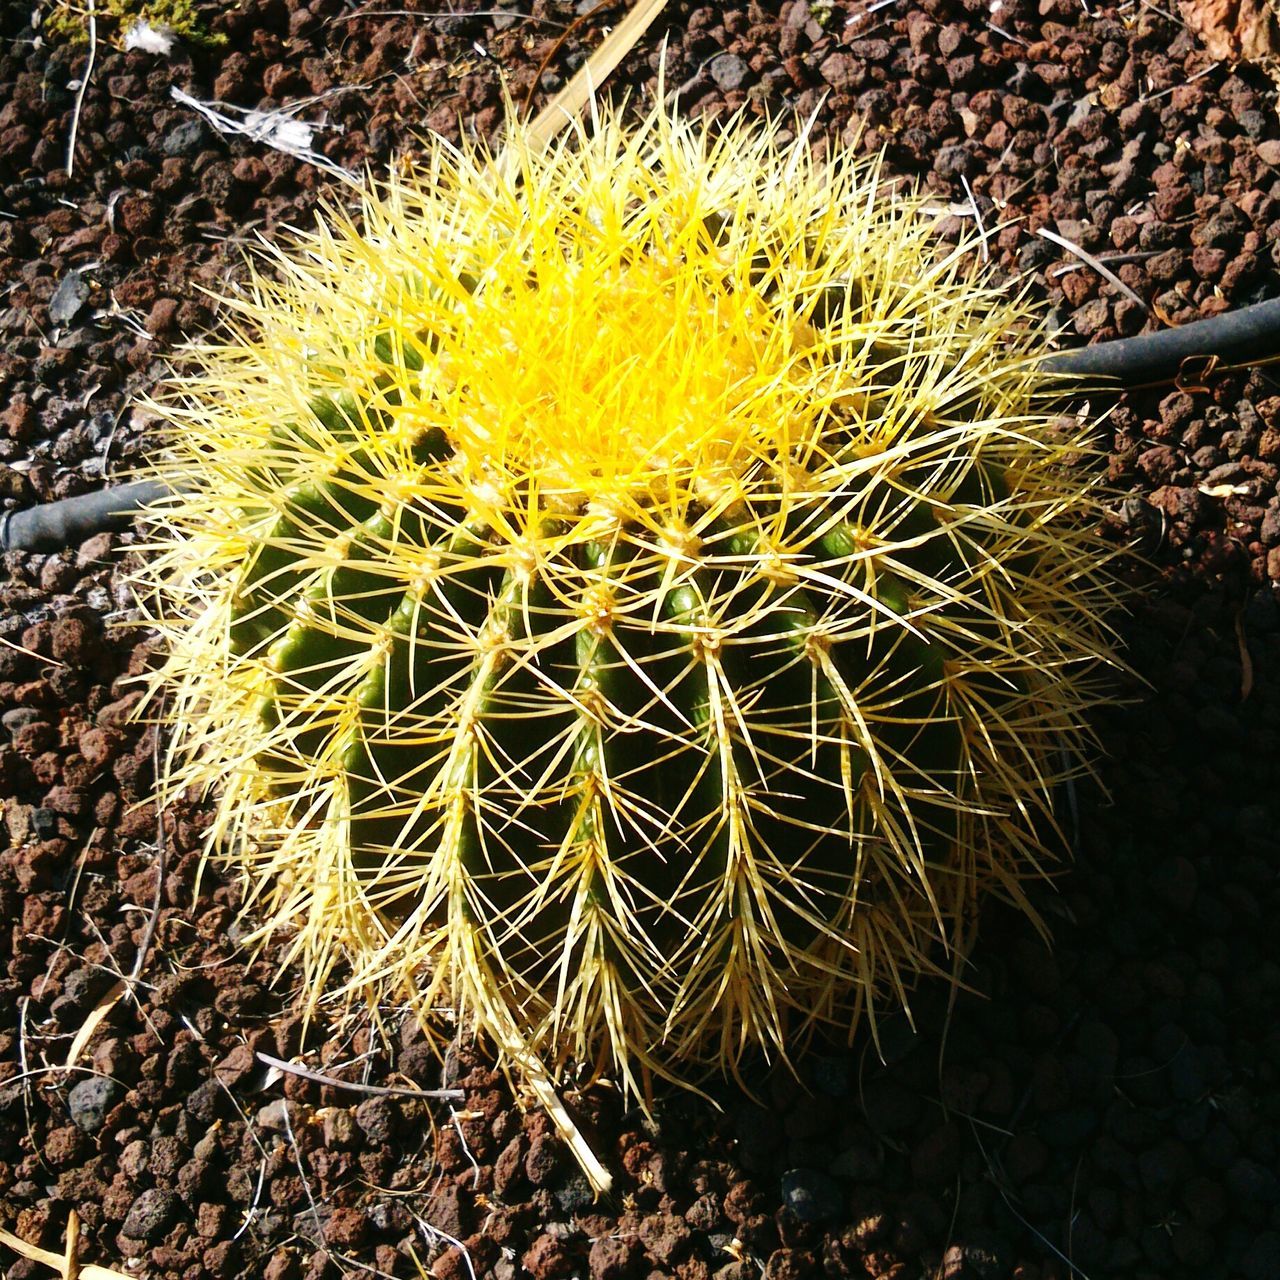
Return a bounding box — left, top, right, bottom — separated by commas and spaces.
490, 1023, 613, 1197
1036, 226, 1148, 313
0, 632, 66, 669
0, 1214, 133, 1280
522, 0, 669, 152
66, 788, 164, 1073
64, 0, 97, 177
64, 980, 126, 1072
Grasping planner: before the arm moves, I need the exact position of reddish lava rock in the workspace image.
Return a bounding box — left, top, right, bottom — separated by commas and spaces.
322, 1205, 366, 1249
588, 1233, 641, 1280
522, 1232, 577, 1280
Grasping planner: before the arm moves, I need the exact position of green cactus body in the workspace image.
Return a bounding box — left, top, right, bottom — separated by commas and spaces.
140, 104, 1120, 1094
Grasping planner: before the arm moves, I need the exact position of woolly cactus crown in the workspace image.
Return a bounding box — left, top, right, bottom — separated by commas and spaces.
139, 102, 1120, 1107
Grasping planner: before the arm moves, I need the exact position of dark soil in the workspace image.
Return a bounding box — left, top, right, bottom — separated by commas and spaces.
3, 1, 1280, 1279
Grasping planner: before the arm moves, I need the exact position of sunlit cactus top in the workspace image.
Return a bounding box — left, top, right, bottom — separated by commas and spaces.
140, 103, 1121, 1098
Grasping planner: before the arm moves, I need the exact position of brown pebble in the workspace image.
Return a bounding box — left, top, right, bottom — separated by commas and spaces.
145, 298, 180, 336
522, 1233, 576, 1280
588, 1234, 640, 1280
524, 1131, 564, 1186
2, 399, 36, 441
116, 196, 159, 236
322, 1205, 366, 1249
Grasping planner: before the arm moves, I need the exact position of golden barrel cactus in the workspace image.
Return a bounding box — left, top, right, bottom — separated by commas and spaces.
140, 105, 1120, 1101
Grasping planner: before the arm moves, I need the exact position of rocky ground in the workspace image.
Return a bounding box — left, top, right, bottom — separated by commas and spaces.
2, 0, 1279, 1278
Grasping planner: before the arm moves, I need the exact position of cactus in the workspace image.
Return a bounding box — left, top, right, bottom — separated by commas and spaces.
139, 105, 1121, 1098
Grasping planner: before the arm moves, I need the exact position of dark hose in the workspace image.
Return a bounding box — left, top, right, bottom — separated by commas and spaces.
0, 479, 168, 553
7, 296, 1280, 554
1042, 294, 1280, 384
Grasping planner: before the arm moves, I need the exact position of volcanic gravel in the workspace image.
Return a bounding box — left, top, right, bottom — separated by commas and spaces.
2, 1, 1279, 1278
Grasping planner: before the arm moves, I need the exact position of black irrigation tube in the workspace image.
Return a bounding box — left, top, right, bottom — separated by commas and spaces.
1040, 293, 1280, 383
6, 297, 1280, 554
0, 479, 168, 554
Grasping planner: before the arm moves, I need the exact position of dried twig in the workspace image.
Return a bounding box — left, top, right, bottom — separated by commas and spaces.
65, 772, 166, 1073
15, 996, 40, 1170
256, 1051, 464, 1100
968, 1120, 1096, 1280
215, 1079, 273, 1240
65, 0, 97, 176
1036, 226, 1149, 313
1137, 61, 1219, 105
521, 0, 614, 119
280, 1104, 326, 1251
1130, 0, 1182, 22
279, 1103, 403, 1279
1235, 606, 1254, 701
